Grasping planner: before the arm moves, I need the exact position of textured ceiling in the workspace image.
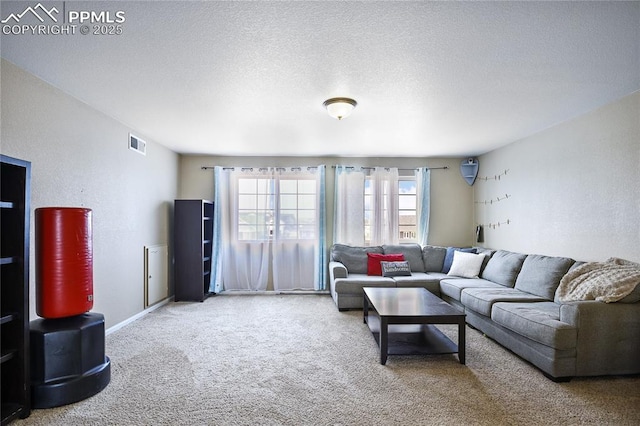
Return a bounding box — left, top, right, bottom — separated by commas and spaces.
1, 1, 639, 157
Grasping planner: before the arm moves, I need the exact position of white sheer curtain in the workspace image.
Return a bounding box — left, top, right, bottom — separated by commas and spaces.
333, 166, 400, 246
272, 166, 325, 291
333, 166, 365, 245
416, 167, 431, 246
214, 167, 271, 291
211, 166, 325, 292
369, 167, 399, 246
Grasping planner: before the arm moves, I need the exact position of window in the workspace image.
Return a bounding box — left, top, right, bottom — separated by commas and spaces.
237, 177, 316, 241
214, 166, 327, 292
334, 166, 429, 247
238, 178, 274, 241
363, 178, 374, 244
363, 176, 417, 245
398, 178, 417, 242
279, 179, 317, 240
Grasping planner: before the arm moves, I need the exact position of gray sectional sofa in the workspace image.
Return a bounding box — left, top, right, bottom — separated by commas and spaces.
328, 243, 640, 380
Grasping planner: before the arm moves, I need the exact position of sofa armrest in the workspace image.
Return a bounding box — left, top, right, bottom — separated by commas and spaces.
329, 261, 348, 279
560, 301, 640, 375
559, 300, 640, 327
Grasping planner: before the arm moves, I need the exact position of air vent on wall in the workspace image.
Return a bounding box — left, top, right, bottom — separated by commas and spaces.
128, 133, 146, 156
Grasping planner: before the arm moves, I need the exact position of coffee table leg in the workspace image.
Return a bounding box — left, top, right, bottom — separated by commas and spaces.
363, 293, 368, 324
458, 319, 466, 365
380, 317, 388, 365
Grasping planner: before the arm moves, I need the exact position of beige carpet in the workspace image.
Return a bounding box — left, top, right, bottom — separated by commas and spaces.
17, 294, 640, 425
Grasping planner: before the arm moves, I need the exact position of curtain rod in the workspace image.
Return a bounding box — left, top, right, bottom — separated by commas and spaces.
202, 166, 449, 171
330, 166, 449, 171
201, 166, 320, 171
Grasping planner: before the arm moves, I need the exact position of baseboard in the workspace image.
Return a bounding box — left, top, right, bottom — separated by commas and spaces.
218, 290, 330, 296
105, 296, 174, 336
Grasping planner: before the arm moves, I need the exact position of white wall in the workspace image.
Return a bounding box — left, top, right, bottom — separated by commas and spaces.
475, 91, 640, 263
1, 60, 180, 328
178, 155, 475, 248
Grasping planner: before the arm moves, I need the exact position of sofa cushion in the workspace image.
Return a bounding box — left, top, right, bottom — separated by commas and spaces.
568, 261, 586, 272
514, 254, 575, 300
331, 244, 383, 274
448, 251, 486, 278
333, 274, 395, 294
383, 244, 425, 272
440, 278, 502, 302
491, 302, 577, 350
461, 287, 547, 317
367, 253, 405, 276
474, 247, 496, 273
442, 247, 476, 273
393, 272, 441, 296
381, 261, 412, 277
392, 272, 440, 285
480, 250, 527, 287
422, 245, 447, 272
424, 272, 449, 280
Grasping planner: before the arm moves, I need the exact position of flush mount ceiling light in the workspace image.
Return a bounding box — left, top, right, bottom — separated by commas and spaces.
323, 97, 357, 120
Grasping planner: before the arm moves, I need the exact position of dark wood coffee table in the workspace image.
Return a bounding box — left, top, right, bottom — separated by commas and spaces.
363, 287, 466, 365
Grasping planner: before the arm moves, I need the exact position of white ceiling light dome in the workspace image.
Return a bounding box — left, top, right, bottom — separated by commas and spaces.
323, 97, 357, 120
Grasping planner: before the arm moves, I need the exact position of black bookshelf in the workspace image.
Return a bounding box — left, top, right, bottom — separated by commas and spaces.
1, 155, 31, 425
174, 200, 214, 301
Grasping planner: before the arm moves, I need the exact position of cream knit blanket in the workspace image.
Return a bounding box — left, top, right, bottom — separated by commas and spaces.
557, 257, 640, 303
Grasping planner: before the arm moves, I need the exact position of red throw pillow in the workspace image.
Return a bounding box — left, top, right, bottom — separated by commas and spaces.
367, 253, 405, 276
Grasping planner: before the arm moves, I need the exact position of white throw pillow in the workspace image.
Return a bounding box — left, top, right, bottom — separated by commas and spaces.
447, 251, 486, 278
